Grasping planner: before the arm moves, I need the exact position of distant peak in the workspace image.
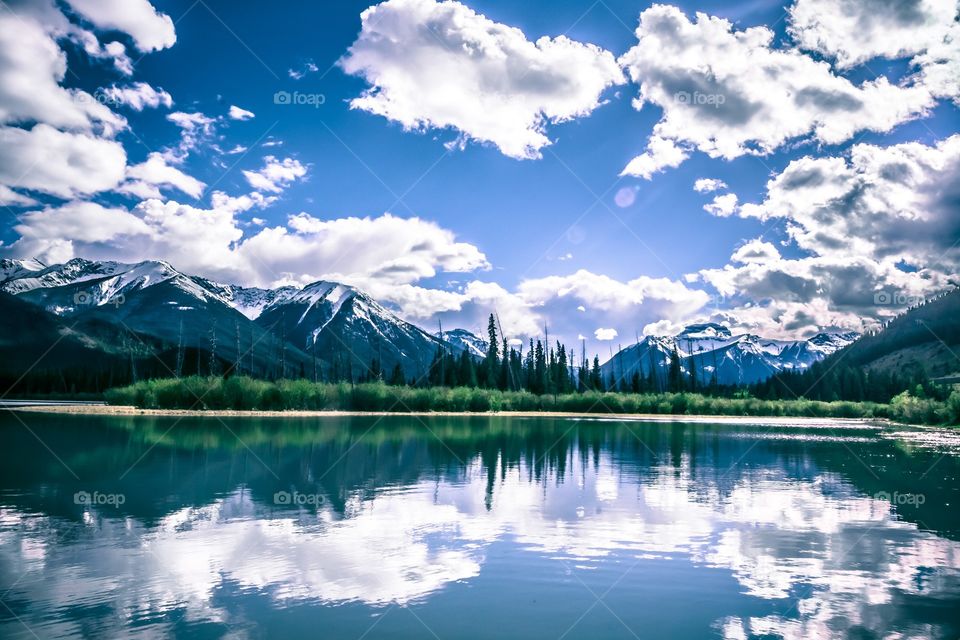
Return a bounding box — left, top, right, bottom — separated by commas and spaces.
676, 323, 732, 339
808, 331, 860, 345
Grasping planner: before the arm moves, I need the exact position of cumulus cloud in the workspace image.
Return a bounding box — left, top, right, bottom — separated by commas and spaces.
621, 135, 689, 179
64, 0, 176, 53
3, 196, 493, 296
0, 124, 127, 198
242, 156, 308, 193
0, 10, 126, 135
696, 135, 960, 335
788, 0, 957, 69
244, 212, 491, 287
100, 82, 172, 111
789, 0, 960, 106
118, 152, 206, 199
619, 5, 937, 176
703, 193, 739, 217
340, 0, 624, 159
594, 327, 618, 341
228, 105, 255, 120
0, 185, 38, 207
716, 135, 960, 265
395, 269, 711, 348
9, 201, 151, 265
730, 239, 780, 265
694, 178, 727, 193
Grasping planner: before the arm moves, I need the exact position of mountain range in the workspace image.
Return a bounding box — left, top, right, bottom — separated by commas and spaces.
0, 257, 858, 391
0, 258, 459, 386
599, 322, 859, 387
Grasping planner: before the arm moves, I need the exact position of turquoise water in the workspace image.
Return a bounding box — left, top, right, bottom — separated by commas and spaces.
1, 412, 959, 639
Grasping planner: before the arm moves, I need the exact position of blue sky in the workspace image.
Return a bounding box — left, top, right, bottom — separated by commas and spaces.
1, 0, 958, 347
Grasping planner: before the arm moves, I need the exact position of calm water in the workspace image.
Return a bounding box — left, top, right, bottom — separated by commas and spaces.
1, 412, 959, 639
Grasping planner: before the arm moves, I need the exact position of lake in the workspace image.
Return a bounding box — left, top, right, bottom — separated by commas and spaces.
1, 411, 959, 639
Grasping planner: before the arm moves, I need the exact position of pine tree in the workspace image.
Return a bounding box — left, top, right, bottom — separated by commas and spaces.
483, 313, 500, 388
590, 355, 603, 391
668, 346, 683, 392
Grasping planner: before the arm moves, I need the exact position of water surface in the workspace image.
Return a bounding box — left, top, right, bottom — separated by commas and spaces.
1, 412, 959, 639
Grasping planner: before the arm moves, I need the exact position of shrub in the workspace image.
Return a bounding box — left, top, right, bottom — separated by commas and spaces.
102, 376, 958, 425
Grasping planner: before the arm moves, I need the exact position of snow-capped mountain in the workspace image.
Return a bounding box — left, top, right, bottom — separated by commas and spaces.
600, 322, 859, 387
254, 279, 450, 379
0, 258, 456, 381
439, 328, 488, 358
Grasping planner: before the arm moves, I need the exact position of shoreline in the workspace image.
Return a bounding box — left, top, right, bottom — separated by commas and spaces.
8, 403, 885, 426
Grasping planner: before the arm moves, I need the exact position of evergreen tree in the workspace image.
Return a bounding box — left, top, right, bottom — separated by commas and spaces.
483, 314, 500, 387
388, 363, 406, 386
668, 346, 683, 392
590, 355, 603, 391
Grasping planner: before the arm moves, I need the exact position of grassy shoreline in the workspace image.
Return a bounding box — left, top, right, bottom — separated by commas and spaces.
102, 376, 960, 426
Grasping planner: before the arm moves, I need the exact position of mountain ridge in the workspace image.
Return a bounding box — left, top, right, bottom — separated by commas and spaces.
599, 323, 859, 388
0, 258, 472, 383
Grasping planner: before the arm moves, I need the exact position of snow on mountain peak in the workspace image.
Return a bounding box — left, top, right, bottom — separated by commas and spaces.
676, 323, 732, 339
441, 329, 488, 358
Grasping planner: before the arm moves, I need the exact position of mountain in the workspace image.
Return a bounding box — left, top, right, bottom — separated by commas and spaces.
754, 289, 958, 402
252, 280, 452, 379
600, 322, 859, 387
836, 289, 959, 379
439, 328, 488, 358
0, 258, 456, 384
0, 258, 310, 379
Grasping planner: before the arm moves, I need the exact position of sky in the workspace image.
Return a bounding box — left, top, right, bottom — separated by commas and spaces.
0, 0, 958, 349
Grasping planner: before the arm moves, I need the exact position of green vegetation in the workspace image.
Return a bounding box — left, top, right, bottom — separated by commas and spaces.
105, 375, 960, 425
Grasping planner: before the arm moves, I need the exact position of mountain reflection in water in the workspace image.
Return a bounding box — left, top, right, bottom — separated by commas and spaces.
1, 413, 958, 639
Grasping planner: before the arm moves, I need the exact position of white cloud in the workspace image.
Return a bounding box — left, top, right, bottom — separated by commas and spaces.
10, 201, 152, 264
0, 185, 38, 207
703, 193, 739, 217
724, 135, 960, 266
288, 61, 319, 80
788, 0, 958, 70
0, 124, 127, 198
696, 135, 960, 335
4, 198, 493, 295
228, 105, 255, 121
0, 10, 126, 135
164, 111, 217, 162
694, 178, 727, 193
403, 269, 711, 348
244, 212, 491, 288
101, 82, 172, 111
594, 327, 618, 341
788, 0, 960, 107
340, 0, 624, 159
619, 5, 937, 176
64, 0, 176, 52
118, 152, 206, 199
731, 239, 780, 265
242, 156, 307, 193
620, 135, 689, 179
